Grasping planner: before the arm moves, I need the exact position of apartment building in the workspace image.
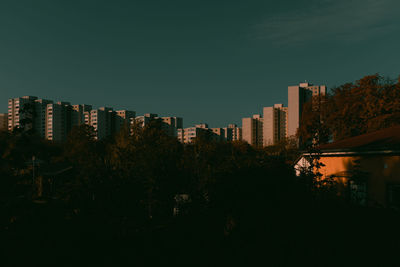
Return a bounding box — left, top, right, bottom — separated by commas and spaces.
242, 114, 263, 147
0, 113, 7, 131
263, 104, 288, 146
210, 128, 226, 142
135, 113, 158, 127
115, 110, 136, 133
224, 124, 242, 141
7, 96, 138, 141
288, 82, 326, 137
88, 107, 114, 140
160, 116, 183, 137
8, 96, 38, 131
34, 99, 54, 138
72, 104, 92, 126
46, 102, 72, 141
178, 123, 209, 144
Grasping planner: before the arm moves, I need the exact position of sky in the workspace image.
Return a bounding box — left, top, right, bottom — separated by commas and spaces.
0, 0, 399, 127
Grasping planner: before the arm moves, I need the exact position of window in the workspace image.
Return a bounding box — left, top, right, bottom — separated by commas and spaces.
349, 181, 367, 206
387, 184, 400, 208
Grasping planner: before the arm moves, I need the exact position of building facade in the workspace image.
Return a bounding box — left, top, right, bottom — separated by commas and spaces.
160, 117, 183, 137
72, 104, 92, 126
178, 123, 209, 144
45, 102, 72, 141
7, 96, 138, 141
288, 82, 326, 137
223, 124, 242, 141
242, 114, 263, 147
263, 104, 288, 146
88, 107, 115, 140
115, 110, 136, 133
294, 126, 400, 207
8, 96, 38, 131
134, 113, 158, 128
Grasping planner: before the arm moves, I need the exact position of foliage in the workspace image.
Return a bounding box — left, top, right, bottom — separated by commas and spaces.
298, 74, 400, 145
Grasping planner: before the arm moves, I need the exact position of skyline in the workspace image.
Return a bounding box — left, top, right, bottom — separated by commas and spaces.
1, 0, 399, 127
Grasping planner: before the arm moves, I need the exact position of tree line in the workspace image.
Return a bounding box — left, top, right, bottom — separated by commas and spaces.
298, 74, 400, 145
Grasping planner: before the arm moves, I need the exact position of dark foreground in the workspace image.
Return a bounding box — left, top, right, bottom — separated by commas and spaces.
2, 198, 400, 267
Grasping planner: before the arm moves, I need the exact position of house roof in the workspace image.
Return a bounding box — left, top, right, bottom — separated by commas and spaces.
319, 126, 400, 152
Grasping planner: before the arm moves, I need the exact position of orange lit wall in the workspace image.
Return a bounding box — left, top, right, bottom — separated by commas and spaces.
319, 155, 400, 207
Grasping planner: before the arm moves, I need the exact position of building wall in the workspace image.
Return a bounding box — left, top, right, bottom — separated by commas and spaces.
33, 99, 53, 138
46, 102, 72, 141
288, 83, 326, 138
315, 155, 400, 207
8, 96, 38, 131
288, 86, 300, 137
160, 117, 183, 137
210, 128, 225, 142
242, 115, 263, 147
135, 113, 158, 128
72, 104, 92, 126
6, 96, 139, 141
263, 107, 274, 146
178, 124, 209, 143
115, 110, 136, 133
223, 127, 233, 141
89, 108, 113, 140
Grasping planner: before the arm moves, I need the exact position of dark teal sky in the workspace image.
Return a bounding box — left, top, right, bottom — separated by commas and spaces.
1, 0, 399, 127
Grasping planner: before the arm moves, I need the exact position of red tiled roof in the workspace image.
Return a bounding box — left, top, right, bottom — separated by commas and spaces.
319, 126, 400, 151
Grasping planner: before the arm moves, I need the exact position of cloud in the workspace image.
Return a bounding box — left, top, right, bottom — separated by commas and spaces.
253, 0, 399, 45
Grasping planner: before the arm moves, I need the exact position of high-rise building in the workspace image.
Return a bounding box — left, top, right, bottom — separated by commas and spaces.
135, 113, 158, 127
115, 110, 136, 133
7, 96, 137, 141
8, 96, 38, 131
178, 123, 209, 144
263, 104, 288, 146
288, 82, 326, 137
222, 124, 242, 141
72, 104, 92, 126
46, 102, 72, 142
88, 107, 114, 140
210, 128, 226, 142
34, 99, 54, 138
242, 114, 263, 147
0, 113, 7, 131
160, 117, 183, 137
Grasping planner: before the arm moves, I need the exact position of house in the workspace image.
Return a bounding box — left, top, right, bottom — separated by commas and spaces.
295, 126, 400, 208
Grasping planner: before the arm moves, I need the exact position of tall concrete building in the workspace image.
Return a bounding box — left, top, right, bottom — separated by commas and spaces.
210, 128, 226, 142
242, 114, 263, 147
45, 102, 72, 142
160, 116, 183, 137
72, 104, 92, 126
288, 82, 326, 137
115, 110, 136, 133
178, 123, 209, 144
263, 104, 288, 146
222, 124, 242, 141
88, 107, 114, 140
8, 96, 38, 131
135, 113, 158, 127
33, 98, 54, 137
0, 113, 7, 131
7, 96, 137, 141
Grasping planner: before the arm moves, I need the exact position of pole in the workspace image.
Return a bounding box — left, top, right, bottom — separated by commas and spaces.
32, 155, 35, 190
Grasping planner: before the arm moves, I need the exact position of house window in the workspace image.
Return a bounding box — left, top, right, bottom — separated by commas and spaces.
349, 180, 367, 206
387, 184, 400, 208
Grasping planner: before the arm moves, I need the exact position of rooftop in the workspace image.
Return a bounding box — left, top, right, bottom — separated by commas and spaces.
319, 126, 400, 152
